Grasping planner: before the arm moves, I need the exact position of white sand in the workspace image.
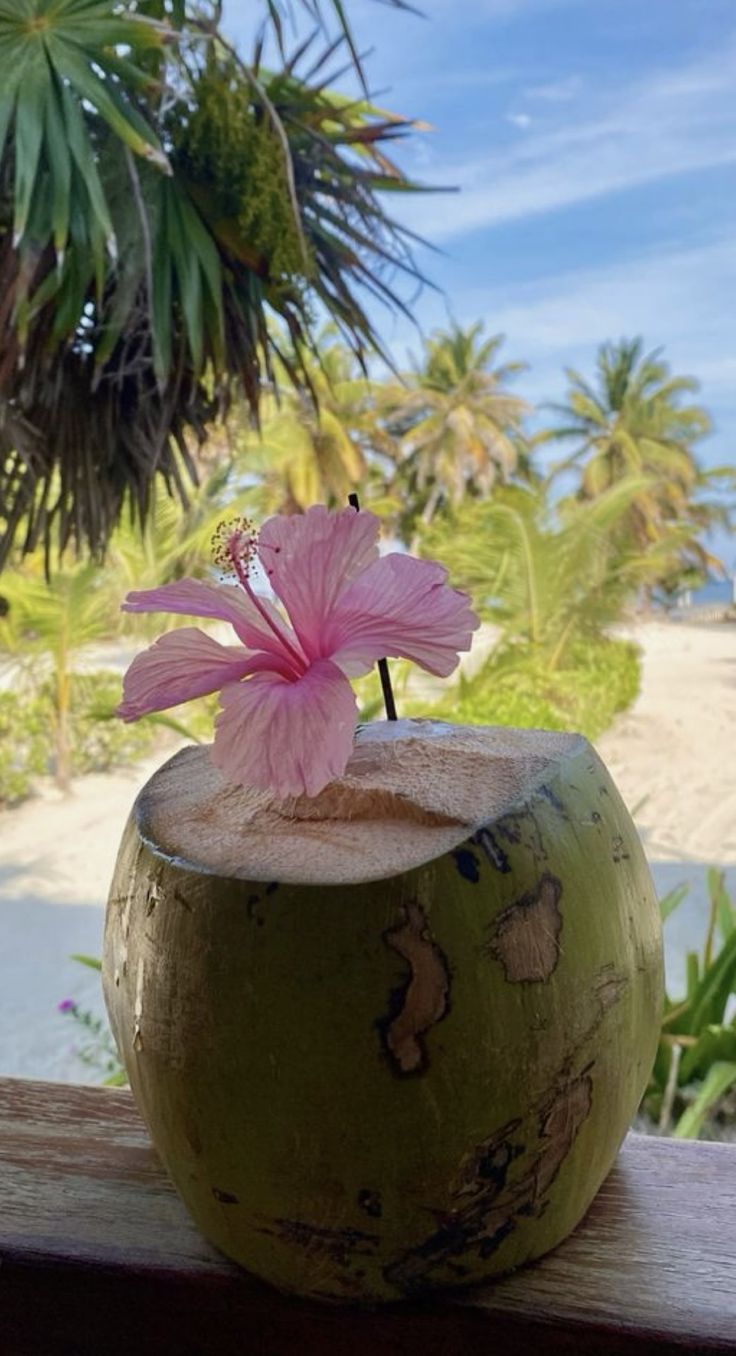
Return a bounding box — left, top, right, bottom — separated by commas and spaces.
596, 621, 736, 994
0, 620, 734, 1081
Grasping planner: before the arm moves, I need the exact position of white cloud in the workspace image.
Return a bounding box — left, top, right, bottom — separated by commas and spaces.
453, 235, 736, 417
395, 42, 736, 240
525, 75, 581, 102
423, 0, 583, 16
385, 233, 735, 442
506, 112, 533, 129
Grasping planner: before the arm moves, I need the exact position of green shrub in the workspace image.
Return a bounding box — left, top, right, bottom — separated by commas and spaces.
0, 690, 47, 807
642, 870, 736, 1140
59, 956, 127, 1087
63, 671, 157, 775
420, 636, 641, 740
0, 671, 159, 807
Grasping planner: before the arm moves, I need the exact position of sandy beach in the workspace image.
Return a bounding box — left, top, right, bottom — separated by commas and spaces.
0, 618, 734, 1083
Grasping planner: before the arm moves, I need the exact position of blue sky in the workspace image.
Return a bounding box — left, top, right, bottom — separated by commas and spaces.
226, 0, 735, 549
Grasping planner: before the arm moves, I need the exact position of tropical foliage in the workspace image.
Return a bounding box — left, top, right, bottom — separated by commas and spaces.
548, 339, 733, 591
644, 871, 736, 1140
0, 559, 118, 789
0, 324, 731, 801
0, 0, 425, 565
379, 323, 530, 538
413, 477, 665, 737
230, 330, 370, 514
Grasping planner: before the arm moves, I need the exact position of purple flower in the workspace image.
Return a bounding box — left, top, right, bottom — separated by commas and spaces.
57, 999, 76, 1014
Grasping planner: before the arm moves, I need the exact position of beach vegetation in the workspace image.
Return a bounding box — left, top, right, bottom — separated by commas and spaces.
377, 323, 531, 542
0, 560, 119, 791
546, 338, 733, 593
412, 477, 673, 735
0, 324, 731, 797
643, 870, 736, 1140
0, 0, 425, 569
229, 329, 372, 516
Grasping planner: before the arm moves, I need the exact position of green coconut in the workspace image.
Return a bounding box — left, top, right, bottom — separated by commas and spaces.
103, 720, 662, 1303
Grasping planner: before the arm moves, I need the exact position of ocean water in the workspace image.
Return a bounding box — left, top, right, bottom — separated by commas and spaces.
664, 577, 734, 611
693, 578, 733, 605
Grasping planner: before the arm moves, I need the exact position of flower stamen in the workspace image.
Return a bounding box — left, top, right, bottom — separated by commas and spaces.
212, 517, 259, 586
212, 517, 305, 672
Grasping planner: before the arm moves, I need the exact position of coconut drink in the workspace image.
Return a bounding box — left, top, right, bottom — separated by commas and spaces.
104, 504, 662, 1303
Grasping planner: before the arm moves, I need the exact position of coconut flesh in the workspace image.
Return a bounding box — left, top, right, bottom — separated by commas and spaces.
103, 720, 663, 1302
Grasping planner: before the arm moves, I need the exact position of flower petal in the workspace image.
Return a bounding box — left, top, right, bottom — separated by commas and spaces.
118, 628, 264, 721
323, 554, 480, 678
121, 577, 299, 662
258, 505, 379, 660
212, 658, 357, 798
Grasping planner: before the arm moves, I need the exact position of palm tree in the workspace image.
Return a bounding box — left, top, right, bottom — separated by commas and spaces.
548, 339, 730, 583
108, 455, 251, 621
381, 322, 531, 537
0, 560, 118, 790
420, 478, 672, 672
0, 0, 426, 568
231, 332, 370, 514
415, 476, 688, 738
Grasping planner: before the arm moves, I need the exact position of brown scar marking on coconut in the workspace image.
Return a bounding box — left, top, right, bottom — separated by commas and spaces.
594, 964, 629, 1005
486, 873, 563, 983
132, 955, 145, 1053
173, 887, 194, 913
497, 804, 548, 863
384, 1070, 593, 1292
358, 1189, 382, 1218
472, 826, 511, 873
145, 882, 161, 916
380, 902, 451, 1075
561, 965, 629, 1067
258, 1218, 379, 1269
537, 783, 567, 815
212, 1187, 239, 1205
611, 833, 630, 863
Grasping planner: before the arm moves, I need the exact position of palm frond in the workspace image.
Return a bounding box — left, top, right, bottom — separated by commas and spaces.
0, 1, 430, 567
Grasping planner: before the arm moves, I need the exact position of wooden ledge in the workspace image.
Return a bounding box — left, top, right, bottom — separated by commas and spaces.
1, 1078, 735, 1356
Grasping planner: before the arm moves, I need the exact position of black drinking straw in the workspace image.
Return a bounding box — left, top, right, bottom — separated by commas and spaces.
348, 493, 398, 721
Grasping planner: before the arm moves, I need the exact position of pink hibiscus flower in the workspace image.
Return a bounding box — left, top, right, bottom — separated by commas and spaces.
118, 505, 479, 798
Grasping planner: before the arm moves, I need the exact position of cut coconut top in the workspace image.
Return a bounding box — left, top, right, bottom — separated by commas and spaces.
135, 720, 587, 885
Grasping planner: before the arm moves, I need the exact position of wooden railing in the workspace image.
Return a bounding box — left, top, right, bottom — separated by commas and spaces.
1, 1076, 735, 1355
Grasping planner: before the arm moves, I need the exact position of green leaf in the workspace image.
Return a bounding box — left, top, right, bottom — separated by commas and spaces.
688, 928, 736, 1034
673, 1061, 736, 1139
0, 64, 24, 159
59, 77, 115, 255
44, 79, 72, 259
163, 180, 224, 374
151, 188, 173, 384
679, 1025, 736, 1084
104, 1069, 129, 1088
685, 951, 700, 1007
660, 883, 689, 922
71, 953, 102, 972
138, 711, 205, 743
13, 58, 47, 244
50, 42, 170, 172
708, 868, 735, 943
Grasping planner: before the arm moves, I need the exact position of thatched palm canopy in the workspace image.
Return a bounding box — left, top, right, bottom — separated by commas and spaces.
0, 0, 425, 567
